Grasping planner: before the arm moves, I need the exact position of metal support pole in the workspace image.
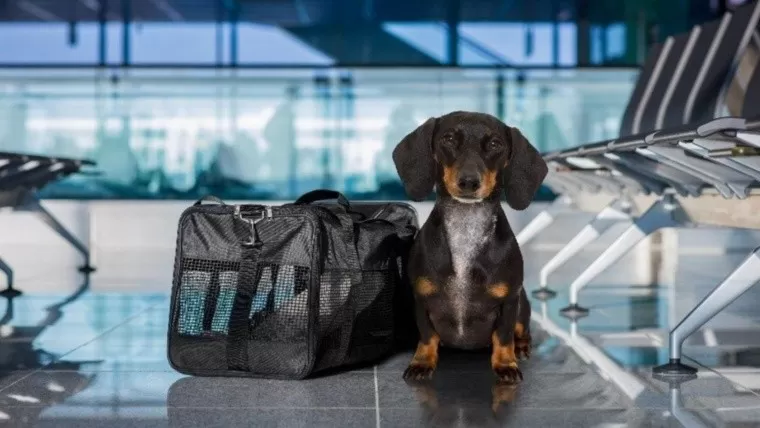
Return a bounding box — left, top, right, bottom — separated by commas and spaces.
654, 247, 760, 376
122, 0, 130, 66
533, 197, 633, 300
560, 195, 685, 319
230, 2, 238, 67
515, 195, 574, 247
98, 0, 107, 66
215, 0, 224, 65
18, 193, 94, 274
495, 73, 505, 120
446, 0, 460, 65
0, 257, 16, 297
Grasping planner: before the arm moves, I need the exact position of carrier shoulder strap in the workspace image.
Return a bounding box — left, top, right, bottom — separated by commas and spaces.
226, 209, 265, 371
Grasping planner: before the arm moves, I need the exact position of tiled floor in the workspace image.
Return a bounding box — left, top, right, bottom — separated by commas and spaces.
2, 245, 760, 427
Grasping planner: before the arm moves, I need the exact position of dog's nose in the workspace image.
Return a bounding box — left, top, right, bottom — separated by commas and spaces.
457, 175, 481, 192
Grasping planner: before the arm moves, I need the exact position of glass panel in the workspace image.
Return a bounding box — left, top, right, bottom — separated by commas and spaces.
129, 23, 219, 65
237, 23, 334, 65
0, 68, 636, 200
0, 23, 99, 64
459, 23, 559, 66
382, 22, 448, 63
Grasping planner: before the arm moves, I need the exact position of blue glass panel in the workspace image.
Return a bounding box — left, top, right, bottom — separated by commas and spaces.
382, 22, 448, 63
236, 23, 334, 65
129, 23, 219, 64
0, 23, 99, 64
0, 68, 636, 200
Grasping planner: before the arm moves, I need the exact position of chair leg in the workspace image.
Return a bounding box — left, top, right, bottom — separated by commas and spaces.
533, 198, 632, 301
0, 256, 19, 297
516, 195, 573, 247
654, 247, 760, 376
560, 196, 683, 319
19, 194, 95, 273
663, 380, 709, 428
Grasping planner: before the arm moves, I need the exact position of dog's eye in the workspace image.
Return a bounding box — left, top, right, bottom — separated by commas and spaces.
441, 135, 456, 147
487, 139, 504, 151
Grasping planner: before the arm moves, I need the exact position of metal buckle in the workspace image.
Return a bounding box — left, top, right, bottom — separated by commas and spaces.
235, 206, 266, 246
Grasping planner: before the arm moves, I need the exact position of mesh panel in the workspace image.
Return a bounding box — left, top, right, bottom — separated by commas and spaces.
314, 269, 397, 370
249, 264, 310, 342
176, 258, 309, 338
345, 270, 396, 364
177, 271, 210, 336
211, 273, 238, 333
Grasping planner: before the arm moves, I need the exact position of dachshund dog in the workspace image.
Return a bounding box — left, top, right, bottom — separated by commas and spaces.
392, 111, 548, 384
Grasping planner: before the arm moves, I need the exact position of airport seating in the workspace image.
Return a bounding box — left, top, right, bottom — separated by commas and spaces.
532, 0, 760, 376
0, 151, 97, 297
517, 10, 746, 248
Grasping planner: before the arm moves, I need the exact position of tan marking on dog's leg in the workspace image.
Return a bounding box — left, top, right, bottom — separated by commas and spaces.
404, 334, 441, 380
491, 332, 517, 369
492, 332, 522, 384
514, 321, 532, 360
514, 322, 525, 338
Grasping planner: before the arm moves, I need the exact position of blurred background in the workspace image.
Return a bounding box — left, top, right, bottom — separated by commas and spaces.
0, 0, 745, 201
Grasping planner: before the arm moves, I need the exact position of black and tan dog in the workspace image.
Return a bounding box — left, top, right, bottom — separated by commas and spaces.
392, 111, 548, 384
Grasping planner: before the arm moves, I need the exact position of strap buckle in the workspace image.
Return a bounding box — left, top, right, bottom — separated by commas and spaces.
235, 206, 266, 247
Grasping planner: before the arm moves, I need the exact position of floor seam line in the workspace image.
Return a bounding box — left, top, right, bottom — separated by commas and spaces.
373, 365, 381, 428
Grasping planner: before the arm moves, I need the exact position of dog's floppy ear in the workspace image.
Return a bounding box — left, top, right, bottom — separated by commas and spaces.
392, 117, 438, 201
502, 126, 548, 210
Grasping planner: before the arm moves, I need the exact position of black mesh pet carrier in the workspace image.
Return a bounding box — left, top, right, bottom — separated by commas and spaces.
168, 190, 418, 379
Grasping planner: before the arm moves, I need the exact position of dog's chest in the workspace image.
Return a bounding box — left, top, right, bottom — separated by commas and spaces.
435, 206, 497, 345
443, 207, 496, 287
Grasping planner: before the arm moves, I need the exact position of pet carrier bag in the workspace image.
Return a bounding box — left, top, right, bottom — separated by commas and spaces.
168, 190, 418, 379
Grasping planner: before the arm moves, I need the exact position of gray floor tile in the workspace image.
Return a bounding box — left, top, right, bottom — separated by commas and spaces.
167, 408, 376, 428
55, 310, 173, 371
0, 370, 35, 392
33, 419, 170, 428
0, 370, 183, 404
377, 370, 629, 410
167, 373, 377, 409
380, 407, 642, 428
7, 408, 376, 428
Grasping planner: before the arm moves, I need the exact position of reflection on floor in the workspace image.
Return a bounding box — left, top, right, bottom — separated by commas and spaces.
2, 245, 760, 427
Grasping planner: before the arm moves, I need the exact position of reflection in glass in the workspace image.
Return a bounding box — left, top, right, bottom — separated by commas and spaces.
0, 69, 635, 200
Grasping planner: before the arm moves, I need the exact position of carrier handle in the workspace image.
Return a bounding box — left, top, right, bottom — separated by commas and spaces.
193, 195, 227, 206
294, 190, 350, 210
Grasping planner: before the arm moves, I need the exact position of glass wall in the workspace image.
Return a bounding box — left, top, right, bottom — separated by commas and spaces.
0, 67, 636, 200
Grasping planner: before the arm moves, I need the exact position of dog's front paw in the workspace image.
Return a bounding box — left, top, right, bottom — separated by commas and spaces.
515, 336, 532, 360
493, 364, 523, 384
404, 363, 436, 381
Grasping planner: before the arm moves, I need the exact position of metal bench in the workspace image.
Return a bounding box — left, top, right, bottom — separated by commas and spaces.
0, 151, 97, 297
530, 8, 749, 300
